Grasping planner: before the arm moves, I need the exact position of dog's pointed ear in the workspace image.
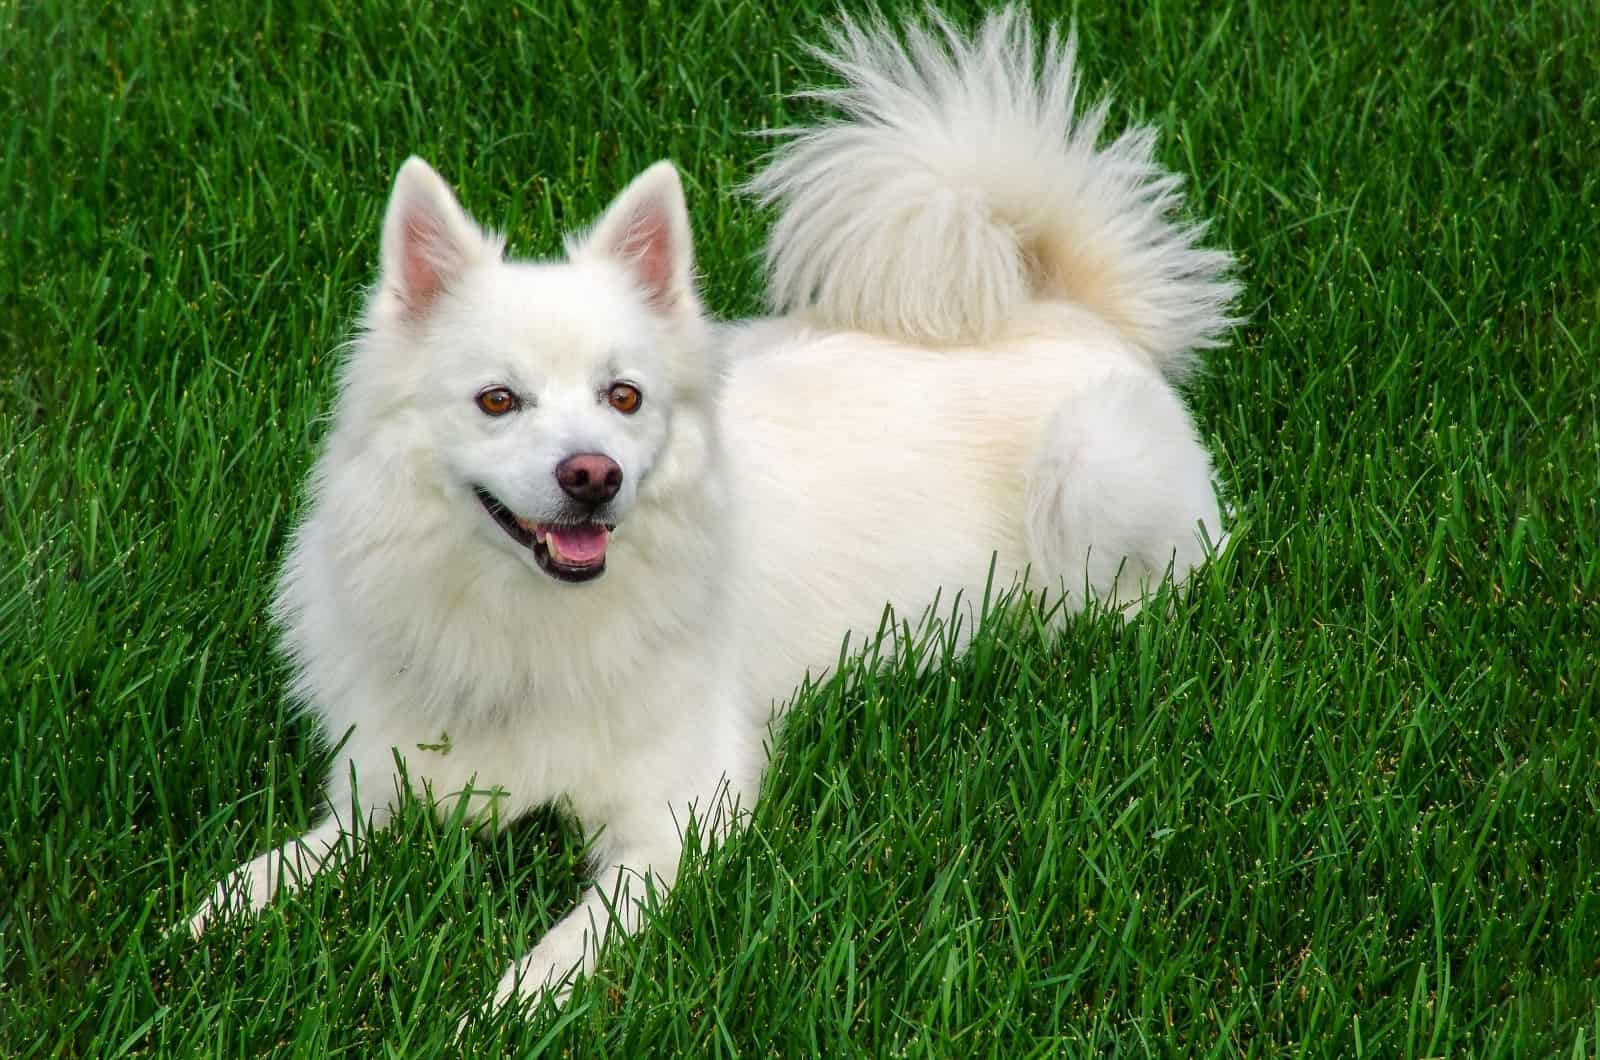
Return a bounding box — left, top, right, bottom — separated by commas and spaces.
571, 161, 697, 314
380, 157, 494, 320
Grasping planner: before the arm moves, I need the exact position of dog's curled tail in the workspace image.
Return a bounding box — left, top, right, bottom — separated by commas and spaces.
747, 6, 1239, 380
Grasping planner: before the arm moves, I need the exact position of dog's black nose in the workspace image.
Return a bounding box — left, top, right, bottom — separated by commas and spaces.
555, 453, 623, 504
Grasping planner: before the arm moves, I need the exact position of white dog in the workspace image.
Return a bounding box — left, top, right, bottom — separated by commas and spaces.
188, 6, 1236, 1018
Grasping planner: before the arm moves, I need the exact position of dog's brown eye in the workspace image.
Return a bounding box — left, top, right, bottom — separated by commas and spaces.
608, 382, 642, 414
476, 387, 517, 416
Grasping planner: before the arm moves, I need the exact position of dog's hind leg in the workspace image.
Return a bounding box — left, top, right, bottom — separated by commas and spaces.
1023, 374, 1224, 615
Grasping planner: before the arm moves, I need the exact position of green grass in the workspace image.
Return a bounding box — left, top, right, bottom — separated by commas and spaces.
3, 0, 1598, 1054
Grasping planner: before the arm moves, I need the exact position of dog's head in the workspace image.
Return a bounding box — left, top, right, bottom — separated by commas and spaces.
345, 158, 716, 585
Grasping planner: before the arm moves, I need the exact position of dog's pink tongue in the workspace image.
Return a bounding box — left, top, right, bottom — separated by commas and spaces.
545, 525, 608, 565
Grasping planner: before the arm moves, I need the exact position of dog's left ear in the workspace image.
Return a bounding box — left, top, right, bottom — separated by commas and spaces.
571, 161, 697, 315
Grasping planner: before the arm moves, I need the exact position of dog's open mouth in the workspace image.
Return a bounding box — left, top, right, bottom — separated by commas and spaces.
474, 487, 612, 583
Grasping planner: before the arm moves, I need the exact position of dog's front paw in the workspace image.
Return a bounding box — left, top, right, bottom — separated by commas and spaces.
456, 910, 599, 1036
456, 939, 585, 1039
490, 935, 587, 1013
185, 849, 279, 938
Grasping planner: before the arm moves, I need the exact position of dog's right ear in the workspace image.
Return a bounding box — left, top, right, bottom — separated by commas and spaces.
380, 157, 494, 320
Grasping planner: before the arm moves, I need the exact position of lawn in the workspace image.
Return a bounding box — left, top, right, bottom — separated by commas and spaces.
3, 0, 1598, 1055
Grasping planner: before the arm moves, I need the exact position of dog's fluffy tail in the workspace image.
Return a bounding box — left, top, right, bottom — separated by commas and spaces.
747, 6, 1239, 380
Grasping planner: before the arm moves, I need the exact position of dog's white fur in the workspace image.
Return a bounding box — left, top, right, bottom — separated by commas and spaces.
188, 6, 1236, 1018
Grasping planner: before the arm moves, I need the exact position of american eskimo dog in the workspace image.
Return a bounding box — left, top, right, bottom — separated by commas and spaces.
188, 5, 1237, 1018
